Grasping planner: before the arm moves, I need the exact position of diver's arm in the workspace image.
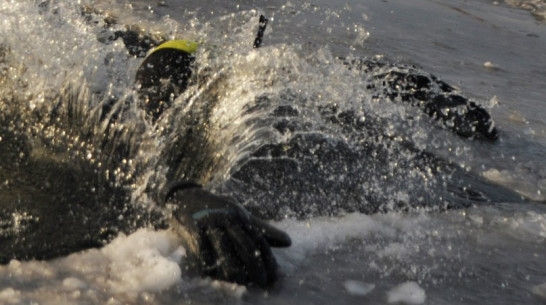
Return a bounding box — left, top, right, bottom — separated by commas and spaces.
165, 182, 291, 288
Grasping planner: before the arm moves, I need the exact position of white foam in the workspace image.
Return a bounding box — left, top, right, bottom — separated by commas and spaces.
387, 281, 426, 304
209, 280, 248, 299
531, 282, 546, 300
483, 61, 498, 69
62, 277, 88, 290
0, 288, 22, 305
101, 229, 185, 294
344, 280, 375, 296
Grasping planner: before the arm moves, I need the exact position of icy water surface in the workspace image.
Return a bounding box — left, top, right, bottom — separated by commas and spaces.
0, 0, 545, 304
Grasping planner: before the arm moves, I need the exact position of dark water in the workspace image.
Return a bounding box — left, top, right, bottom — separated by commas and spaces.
0, 0, 545, 304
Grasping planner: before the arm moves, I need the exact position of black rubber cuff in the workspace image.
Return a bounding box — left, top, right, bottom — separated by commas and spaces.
163, 181, 202, 203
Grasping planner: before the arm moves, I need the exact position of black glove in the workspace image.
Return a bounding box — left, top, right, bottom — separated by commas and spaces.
164, 182, 291, 288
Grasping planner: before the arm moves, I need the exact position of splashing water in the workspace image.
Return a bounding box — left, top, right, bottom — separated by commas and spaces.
1, 0, 546, 304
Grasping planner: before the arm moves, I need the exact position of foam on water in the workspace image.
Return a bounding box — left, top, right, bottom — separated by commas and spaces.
100, 229, 184, 294
387, 281, 426, 304
0, 203, 545, 304
0, 229, 243, 304
344, 280, 375, 296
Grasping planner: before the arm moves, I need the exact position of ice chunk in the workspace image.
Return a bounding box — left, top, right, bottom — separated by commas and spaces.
63, 277, 88, 290
101, 229, 185, 294
483, 61, 498, 69
387, 281, 426, 304
209, 280, 248, 299
0, 288, 21, 304
344, 280, 375, 296
532, 282, 546, 300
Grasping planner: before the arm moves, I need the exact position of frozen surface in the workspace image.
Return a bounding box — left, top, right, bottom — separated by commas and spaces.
1, 206, 545, 304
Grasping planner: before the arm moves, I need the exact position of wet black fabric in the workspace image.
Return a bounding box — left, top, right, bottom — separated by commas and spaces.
166, 183, 291, 288
135, 48, 194, 121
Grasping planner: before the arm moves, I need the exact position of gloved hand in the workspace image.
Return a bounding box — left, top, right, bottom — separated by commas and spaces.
164, 182, 291, 288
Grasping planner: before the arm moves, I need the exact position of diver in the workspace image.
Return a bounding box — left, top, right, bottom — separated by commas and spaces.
130, 9, 498, 284
129, 18, 498, 284
130, 16, 293, 288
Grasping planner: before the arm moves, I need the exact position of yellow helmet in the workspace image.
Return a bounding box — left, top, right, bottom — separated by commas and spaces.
150, 40, 199, 55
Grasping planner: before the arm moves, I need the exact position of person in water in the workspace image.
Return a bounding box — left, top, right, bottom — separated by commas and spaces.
0, 13, 499, 289
131, 33, 499, 287
133, 37, 290, 287
132, 25, 501, 279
